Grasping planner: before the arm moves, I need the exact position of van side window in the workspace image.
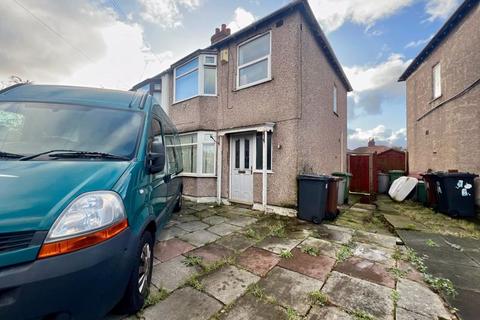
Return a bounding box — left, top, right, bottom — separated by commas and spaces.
150, 118, 164, 145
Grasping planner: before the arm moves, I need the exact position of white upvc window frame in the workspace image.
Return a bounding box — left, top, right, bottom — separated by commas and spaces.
236, 31, 272, 90
173, 55, 217, 104
178, 131, 217, 177
432, 63, 442, 99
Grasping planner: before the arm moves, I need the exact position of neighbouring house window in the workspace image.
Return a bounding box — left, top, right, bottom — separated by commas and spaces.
237, 32, 271, 89
178, 131, 216, 175
255, 132, 272, 171
333, 84, 338, 114
174, 55, 217, 103
432, 63, 441, 99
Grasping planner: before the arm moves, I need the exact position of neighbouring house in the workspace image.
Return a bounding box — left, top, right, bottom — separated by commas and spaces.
131, 0, 352, 213
348, 138, 407, 194
398, 0, 480, 175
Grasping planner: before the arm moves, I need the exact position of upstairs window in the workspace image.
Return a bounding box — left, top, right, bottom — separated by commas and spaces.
237, 32, 271, 89
432, 63, 441, 99
333, 84, 338, 114
174, 55, 217, 103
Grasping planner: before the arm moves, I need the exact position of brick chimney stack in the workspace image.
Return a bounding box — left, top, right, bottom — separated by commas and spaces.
211, 24, 231, 44
368, 138, 375, 147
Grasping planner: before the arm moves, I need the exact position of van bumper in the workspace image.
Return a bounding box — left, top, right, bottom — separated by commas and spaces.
0, 228, 136, 320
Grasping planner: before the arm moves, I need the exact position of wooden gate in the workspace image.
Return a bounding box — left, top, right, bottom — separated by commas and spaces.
348, 154, 373, 194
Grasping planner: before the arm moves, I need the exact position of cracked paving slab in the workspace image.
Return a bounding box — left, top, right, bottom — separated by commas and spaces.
397, 278, 453, 319
256, 236, 303, 255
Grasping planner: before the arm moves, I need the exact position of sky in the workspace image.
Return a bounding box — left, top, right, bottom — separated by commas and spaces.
0, 0, 463, 149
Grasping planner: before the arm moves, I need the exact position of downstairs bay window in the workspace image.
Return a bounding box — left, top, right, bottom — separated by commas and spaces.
177, 132, 216, 176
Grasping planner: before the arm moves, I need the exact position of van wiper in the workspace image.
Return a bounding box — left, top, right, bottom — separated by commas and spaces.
0, 151, 24, 159
19, 150, 130, 161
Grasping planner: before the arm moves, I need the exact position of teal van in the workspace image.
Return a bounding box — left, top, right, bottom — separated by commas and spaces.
0, 84, 183, 319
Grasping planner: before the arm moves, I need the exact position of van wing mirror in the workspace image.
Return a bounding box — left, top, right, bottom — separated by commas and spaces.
149, 140, 166, 174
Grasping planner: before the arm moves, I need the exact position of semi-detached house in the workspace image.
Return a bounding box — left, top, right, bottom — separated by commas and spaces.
132, 0, 352, 213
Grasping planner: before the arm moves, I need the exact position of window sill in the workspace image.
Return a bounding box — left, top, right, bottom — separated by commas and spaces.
234, 77, 273, 92
173, 94, 217, 105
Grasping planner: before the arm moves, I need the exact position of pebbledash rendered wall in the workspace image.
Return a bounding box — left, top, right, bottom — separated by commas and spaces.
406, 4, 480, 175
167, 10, 348, 207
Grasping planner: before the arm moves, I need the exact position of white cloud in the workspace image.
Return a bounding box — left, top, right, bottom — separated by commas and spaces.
228, 7, 256, 33
0, 1, 174, 90
309, 0, 413, 33
139, 0, 201, 28
425, 0, 462, 22
348, 125, 406, 148
405, 35, 433, 48
344, 54, 411, 116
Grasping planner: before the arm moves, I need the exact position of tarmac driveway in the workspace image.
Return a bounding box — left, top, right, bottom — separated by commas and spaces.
115, 201, 456, 320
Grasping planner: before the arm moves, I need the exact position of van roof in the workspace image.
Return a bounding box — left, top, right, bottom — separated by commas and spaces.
0, 84, 147, 110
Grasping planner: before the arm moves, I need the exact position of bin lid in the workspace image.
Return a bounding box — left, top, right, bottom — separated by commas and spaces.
332, 172, 353, 177
297, 174, 330, 181
435, 172, 479, 178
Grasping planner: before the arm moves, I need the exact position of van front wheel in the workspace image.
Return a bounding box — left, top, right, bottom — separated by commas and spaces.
116, 231, 154, 314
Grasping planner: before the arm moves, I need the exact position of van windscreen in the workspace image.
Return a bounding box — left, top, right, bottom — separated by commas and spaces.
0, 102, 143, 160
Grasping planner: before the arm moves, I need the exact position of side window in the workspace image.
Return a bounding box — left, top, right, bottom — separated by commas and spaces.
255, 132, 272, 171
150, 118, 163, 145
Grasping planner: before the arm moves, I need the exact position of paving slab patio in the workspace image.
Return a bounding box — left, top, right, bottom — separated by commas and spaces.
202, 215, 227, 225
202, 265, 260, 304
208, 222, 242, 236
298, 237, 341, 259
179, 229, 220, 247
177, 220, 210, 232
256, 236, 303, 255
306, 306, 353, 320
109, 202, 459, 320
236, 246, 281, 276
322, 271, 394, 320
157, 226, 188, 241
334, 256, 395, 288
142, 287, 222, 320
397, 278, 452, 319
154, 238, 195, 263
277, 248, 335, 281
258, 266, 324, 315
352, 243, 395, 267
185, 243, 234, 264
222, 294, 287, 320
215, 233, 256, 252
151, 255, 199, 292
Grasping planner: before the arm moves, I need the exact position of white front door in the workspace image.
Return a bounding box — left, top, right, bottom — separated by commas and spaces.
230, 134, 254, 203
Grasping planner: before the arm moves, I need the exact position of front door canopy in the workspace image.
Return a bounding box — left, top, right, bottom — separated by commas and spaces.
218, 122, 274, 136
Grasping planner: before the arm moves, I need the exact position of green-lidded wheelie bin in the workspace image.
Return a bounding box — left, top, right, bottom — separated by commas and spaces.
388, 170, 405, 185
332, 172, 352, 204
416, 181, 427, 205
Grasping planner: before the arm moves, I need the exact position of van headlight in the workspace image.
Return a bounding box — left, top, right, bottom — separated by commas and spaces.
38, 191, 128, 258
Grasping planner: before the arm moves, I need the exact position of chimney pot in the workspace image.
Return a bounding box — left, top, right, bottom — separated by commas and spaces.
211, 24, 231, 44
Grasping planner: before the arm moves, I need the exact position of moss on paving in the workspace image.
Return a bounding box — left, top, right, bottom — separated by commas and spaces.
376, 195, 480, 239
